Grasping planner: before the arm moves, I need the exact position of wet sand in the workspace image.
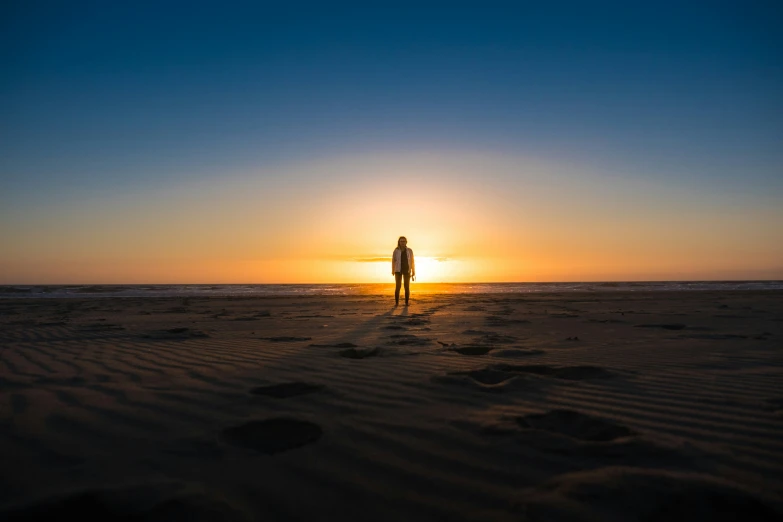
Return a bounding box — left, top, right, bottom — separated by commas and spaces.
1, 290, 782, 521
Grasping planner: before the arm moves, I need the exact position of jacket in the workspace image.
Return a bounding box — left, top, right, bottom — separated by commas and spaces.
392, 247, 415, 274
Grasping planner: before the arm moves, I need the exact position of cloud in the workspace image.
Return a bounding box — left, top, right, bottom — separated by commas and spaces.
353, 257, 391, 263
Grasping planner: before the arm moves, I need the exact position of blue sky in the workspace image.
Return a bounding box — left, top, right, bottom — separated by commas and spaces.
1, 2, 781, 282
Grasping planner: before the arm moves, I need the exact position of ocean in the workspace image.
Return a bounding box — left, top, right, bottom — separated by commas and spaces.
1, 281, 781, 298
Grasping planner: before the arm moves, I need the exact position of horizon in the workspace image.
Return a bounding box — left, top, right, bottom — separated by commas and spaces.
3, 279, 782, 286
2, 3, 781, 283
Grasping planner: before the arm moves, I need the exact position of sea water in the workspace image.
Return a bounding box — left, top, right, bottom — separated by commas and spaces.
1, 281, 781, 298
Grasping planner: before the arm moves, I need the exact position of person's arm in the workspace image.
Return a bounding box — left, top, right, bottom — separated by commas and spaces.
410, 249, 415, 277
391, 250, 395, 276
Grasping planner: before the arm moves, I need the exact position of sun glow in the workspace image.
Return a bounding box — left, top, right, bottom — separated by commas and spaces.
408, 256, 452, 282
3, 151, 781, 284
351, 256, 464, 283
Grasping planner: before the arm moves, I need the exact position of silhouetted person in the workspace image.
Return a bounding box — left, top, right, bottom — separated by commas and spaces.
392, 236, 415, 306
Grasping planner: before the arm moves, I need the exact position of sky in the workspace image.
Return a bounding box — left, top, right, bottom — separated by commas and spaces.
1, 2, 782, 283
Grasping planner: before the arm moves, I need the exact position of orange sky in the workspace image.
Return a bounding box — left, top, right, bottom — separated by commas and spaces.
2, 151, 781, 283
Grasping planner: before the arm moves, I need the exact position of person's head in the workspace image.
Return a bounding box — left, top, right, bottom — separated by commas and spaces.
397, 236, 408, 249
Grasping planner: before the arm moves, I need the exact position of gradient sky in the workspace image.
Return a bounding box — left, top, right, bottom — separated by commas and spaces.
2, 2, 782, 283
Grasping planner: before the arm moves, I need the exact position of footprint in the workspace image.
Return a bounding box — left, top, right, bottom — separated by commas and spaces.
259, 336, 312, 342
221, 418, 322, 454
517, 409, 635, 442
339, 347, 380, 359
450, 345, 495, 356
250, 382, 324, 398
144, 328, 209, 339
634, 323, 686, 330
490, 348, 545, 358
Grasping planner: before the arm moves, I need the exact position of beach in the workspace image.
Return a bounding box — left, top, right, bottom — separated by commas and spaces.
1, 290, 782, 521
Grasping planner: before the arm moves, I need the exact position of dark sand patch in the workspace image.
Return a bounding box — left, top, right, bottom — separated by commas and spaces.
221, 418, 322, 454
485, 316, 531, 327
162, 307, 189, 314
34, 321, 69, 327
450, 346, 495, 356
517, 409, 635, 442
250, 382, 324, 398
0, 482, 250, 522
763, 398, 783, 417
80, 323, 125, 331
516, 467, 782, 522
231, 311, 271, 320
488, 307, 516, 316
461, 329, 496, 336
259, 336, 312, 342
470, 416, 718, 470
310, 342, 359, 348
386, 334, 432, 346
490, 348, 545, 358
11, 393, 28, 414
339, 347, 381, 359
472, 332, 519, 345
679, 334, 748, 340
143, 327, 209, 339
634, 323, 687, 330
163, 437, 225, 458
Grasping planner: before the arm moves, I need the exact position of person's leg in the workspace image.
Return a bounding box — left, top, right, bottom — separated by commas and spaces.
394, 272, 402, 305
403, 271, 411, 304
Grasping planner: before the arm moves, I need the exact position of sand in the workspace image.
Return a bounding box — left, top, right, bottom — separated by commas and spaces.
1, 290, 782, 521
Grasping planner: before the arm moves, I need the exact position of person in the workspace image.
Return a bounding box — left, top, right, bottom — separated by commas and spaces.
391, 236, 415, 306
